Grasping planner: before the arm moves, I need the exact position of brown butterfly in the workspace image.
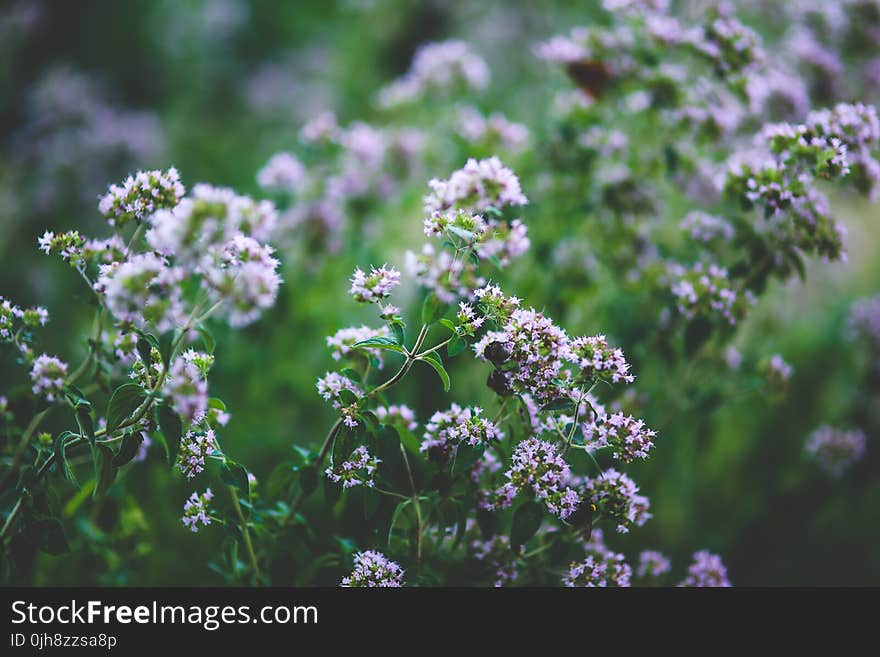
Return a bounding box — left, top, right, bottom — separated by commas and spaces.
566, 59, 614, 99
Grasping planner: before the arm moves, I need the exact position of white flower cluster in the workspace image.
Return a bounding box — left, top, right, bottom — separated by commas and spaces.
98, 167, 185, 226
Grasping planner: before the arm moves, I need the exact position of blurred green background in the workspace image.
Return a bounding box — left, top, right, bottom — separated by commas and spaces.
1, 0, 879, 585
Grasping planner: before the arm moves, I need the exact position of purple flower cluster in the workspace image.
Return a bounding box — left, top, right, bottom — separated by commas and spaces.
374, 404, 417, 431
679, 550, 731, 587
340, 550, 405, 587
421, 403, 501, 457
582, 412, 657, 463
670, 262, 753, 325
378, 40, 489, 108
681, 211, 734, 243
349, 265, 401, 303
568, 334, 635, 384
327, 325, 392, 367
177, 429, 219, 480
325, 445, 380, 489
471, 534, 521, 587
37, 230, 86, 265
181, 488, 214, 533
455, 105, 529, 152
805, 426, 867, 478
424, 156, 528, 214
30, 354, 68, 402
1, 296, 48, 342
256, 152, 307, 193
316, 371, 363, 428
564, 529, 632, 587
490, 438, 579, 520
637, 550, 672, 579
474, 307, 570, 403
165, 352, 209, 424
849, 295, 880, 362
762, 353, 793, 390
582, 468, 651, 533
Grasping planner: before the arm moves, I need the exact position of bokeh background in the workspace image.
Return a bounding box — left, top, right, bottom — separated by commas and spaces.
2, 0, 879, 585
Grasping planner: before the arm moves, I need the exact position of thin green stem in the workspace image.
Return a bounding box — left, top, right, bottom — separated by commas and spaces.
399, 444, 422, 565
0, 409, 50, 491
229, 484, 260, 581
414, 336, 454, 359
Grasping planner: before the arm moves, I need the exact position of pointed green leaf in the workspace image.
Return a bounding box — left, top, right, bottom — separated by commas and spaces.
105, 383, 146, 434
421, 293, 447, 325
156, 404, 183, 466
511, 500, 544, 547
418, 352, 450, 391
54, 431, 80, 489
112, 432, 143, 468
353, 336, 406, 354
92, 444, 116, 499
447, 335, 467, 357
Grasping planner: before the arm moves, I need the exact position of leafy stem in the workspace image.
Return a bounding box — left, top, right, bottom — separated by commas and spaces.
228, 484, 260, 582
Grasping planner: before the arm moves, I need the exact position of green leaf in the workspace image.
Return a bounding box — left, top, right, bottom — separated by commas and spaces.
541, 397, 575, 413
421, 293, 447, 325
438, 318, 457, 333
375, 425, 403, 476
136, 330, 160, 352
397, 428, 423, 456
196, 326, 216, 354
54, 431, 80, 489
156, 404, 183, 466
112, 432, 143, 468
353, 336, 406, 354
105, 383, 146, 434
390, 322, 405, 346
452, 443, 484, 478
136, 337, 153, 369
684, 317, 712, 357
337, 388, 359, 406
323, 475, 342, 504
387, 499, 412, 546
159, 331, 176, 368
448, 225, 475, 242
363, 487, 380, 519
332, 425, 360, 467
340, 368, 362, 383
208, 397, 227, 412
221, 460, 250, 498
75, 405, 95, 445
447, 335, 467, 357
92, 444, 116, 499
510, 500, 544, 547
32, 518, 69, 555
418, 352, 450, 392
299, 465, 319, 497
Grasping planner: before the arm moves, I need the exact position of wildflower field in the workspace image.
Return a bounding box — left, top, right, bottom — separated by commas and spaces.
1, 0, 880, 588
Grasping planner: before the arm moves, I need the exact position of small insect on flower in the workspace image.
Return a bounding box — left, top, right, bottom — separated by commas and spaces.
582, 468, 651, 533
340, 550, 405, 587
